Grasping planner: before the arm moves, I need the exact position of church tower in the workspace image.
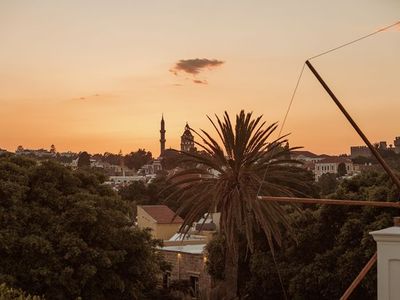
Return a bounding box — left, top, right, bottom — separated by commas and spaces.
160, 115, 166, 157
180, 123, 195, 152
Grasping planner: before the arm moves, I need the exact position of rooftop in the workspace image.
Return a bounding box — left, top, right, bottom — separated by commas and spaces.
162, 243, 206, 254
292, 150, 320, 158
139, 205, 184, 224
317, 157, 352, 164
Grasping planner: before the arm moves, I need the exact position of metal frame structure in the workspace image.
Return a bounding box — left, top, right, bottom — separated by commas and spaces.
260, 60, 400, 299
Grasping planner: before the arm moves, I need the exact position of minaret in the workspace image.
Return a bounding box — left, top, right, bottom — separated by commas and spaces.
160, 114, 166, 157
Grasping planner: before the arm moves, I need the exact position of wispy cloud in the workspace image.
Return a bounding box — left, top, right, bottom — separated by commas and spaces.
170, 58, 224, 85
67, 93, 118, 103
193, 79, 207, 84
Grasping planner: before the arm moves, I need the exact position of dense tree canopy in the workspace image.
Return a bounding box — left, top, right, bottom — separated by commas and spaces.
0, 156, 168, 300
337, 162, 347, 177
124, 149, 153, 170
206, 170, 399, 299
77, 151, 91, 168
0, 283, 43, 300
317, 173, 338, 196
119, 175, 183, 217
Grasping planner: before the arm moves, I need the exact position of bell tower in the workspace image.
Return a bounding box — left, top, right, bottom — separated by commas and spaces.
180, 122, 195, 152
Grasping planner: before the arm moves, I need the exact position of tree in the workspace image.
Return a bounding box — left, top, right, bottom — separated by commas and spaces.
337, 162, 347, 177
77, 151, 91, 168
101, 152, 122, 166
166, 111, 313, 299
0, 156, 169, 299
317, 173, 338, 196
119, 175, 184, 218
0, 283, 43, 300
205, 170, 398, 299
161, 149, 183, 170
124, 149, 152, 170
50, 144, 56, 154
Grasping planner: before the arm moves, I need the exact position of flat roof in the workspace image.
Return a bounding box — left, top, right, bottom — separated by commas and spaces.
161, 244, 206, 254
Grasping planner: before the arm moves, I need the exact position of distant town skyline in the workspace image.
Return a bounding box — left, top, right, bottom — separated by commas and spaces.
0, 1, 399, 155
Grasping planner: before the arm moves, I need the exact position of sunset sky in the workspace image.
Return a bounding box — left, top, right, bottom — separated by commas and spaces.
0, 1, 399, 156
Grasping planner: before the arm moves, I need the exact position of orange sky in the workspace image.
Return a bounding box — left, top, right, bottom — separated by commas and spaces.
0, 1, 399, 156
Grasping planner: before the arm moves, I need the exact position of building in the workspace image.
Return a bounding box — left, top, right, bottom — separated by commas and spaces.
160, 115, 166, 157
161, 244, 210, 299
105, 175, 145, 187
350, 146, 371, 158
158, 117, 197, 155
378, 141, 387, 150
180, 123, 195, 152
394, 137, 400, 154
137, 205, 184, 240
159, 213, 219, 298
139, 159, 162, 175
314, 157, 355, 180
291, 150, 327, 163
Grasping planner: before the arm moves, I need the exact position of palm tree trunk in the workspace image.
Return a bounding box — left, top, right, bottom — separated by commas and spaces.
223, 242, 239, 299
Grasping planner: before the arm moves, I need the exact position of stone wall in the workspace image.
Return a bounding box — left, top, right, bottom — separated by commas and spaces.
161, 250, 211, 298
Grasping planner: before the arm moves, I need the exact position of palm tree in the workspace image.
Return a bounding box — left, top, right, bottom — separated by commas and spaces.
166, 111, 312, 299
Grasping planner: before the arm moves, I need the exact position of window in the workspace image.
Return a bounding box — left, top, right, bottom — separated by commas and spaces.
190, 275, 199, 298
163, 271, 171, 289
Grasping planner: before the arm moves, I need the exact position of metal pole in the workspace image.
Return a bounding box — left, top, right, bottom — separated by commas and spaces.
340, 252, 377, 300
258, 196, 400, 209
305, 60, 400, 190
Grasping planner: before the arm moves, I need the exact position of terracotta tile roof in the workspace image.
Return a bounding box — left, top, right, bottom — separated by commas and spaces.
317, 157, 352, 164
292, 150, 319, 158
139, 205, 183, 224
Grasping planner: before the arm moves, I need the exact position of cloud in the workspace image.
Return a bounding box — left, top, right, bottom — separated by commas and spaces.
68, 93, 117, 103
170, 58, 224, 85
193, 79, 207, 84
171, 58, 224, 75
71, 94, 100, 101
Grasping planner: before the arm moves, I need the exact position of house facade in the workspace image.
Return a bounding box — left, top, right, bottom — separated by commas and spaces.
161, 244, 211, 299
314, 157, 355, 180
137, 205, 183, 240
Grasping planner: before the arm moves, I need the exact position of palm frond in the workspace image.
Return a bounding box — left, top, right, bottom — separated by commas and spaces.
165, 110, 312, 258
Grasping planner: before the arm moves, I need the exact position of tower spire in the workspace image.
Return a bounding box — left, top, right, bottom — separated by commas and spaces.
160, 114, 166, 157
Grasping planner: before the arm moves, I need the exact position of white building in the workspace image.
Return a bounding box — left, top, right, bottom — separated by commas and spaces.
104, 175, 145, 187
291, 150, 327, 163
314, 157, 355, 181
139, 159, 162, 175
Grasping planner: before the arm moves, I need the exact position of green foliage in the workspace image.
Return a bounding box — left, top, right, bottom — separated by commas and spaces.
77, 151, 91, 168
0, 156, 168, 300
161, 150, 183, 170
317, 173, 338, 196
167, 111, 314, 298
206, 170, 399, 299
167, 111, 314, 255
337, 162, 347, 177
119, 175, 183, 215
124, 149, 152, 170
205, 235, 225, 280
0, 283, 43, 300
